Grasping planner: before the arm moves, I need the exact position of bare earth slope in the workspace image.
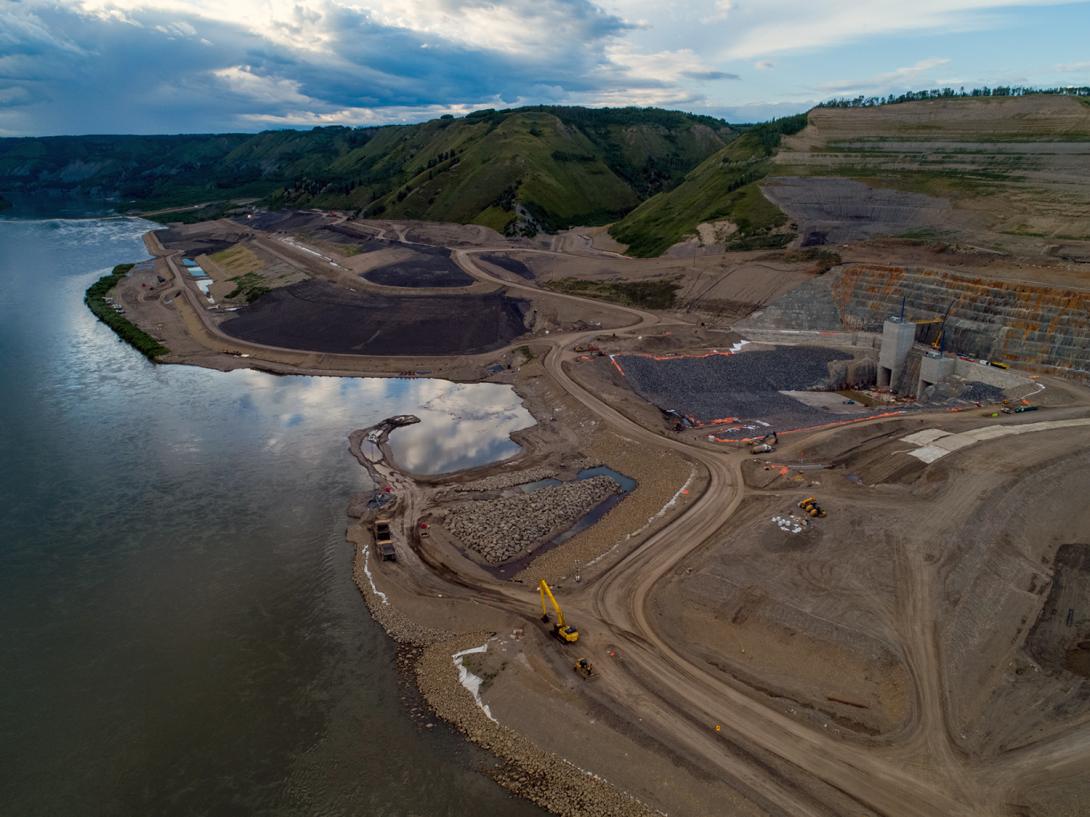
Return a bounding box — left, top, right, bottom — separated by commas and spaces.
773, 96, 1090, 253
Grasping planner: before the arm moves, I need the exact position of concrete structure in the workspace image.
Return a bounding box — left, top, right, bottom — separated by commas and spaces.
878, 317, 917, 389
917, 352, 956, 396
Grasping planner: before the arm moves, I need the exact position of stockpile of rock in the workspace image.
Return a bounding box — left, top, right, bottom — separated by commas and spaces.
455, 466, 560, 493
446, 476, 620, 564
616, 347, 854, 428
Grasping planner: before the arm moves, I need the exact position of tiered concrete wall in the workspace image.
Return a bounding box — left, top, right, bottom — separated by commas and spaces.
823, 265, 1090, 377
740, 264, 1090, 377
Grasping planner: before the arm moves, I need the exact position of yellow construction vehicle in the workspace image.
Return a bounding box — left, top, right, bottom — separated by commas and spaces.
573, 658, 594, 679
798, 496, 827, 518
539, 579, 579, 643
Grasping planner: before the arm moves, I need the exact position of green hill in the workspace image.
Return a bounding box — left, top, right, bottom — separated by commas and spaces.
609, 114, 807, 256
0, 107, 732, 234
611, 93, 1090, 257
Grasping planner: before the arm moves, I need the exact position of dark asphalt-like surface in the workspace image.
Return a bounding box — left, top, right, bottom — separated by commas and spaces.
222, 279, 528, 355
616, 347, 858, 433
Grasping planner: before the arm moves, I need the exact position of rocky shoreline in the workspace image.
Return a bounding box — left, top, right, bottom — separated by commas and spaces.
345, 414, 660, 817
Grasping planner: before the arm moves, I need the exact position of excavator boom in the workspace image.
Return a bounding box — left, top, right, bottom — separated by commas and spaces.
538, 580, 579, 643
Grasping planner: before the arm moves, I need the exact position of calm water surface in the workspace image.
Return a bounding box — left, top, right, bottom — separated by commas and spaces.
0, 217, 543, 816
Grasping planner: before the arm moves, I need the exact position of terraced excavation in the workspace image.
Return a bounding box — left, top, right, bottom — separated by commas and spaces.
95, 94, 1090, 817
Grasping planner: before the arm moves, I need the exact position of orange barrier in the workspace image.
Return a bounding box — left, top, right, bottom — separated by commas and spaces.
709, 409, 908, 443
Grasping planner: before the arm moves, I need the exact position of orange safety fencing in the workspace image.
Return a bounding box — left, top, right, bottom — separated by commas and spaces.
709, 409, 908, 444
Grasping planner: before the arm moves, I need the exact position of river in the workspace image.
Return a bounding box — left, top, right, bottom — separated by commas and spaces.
0, 217, 545, 816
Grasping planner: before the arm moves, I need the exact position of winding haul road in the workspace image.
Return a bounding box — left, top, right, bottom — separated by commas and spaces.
452, 248, 1090, 817
155, 224, 1089, 816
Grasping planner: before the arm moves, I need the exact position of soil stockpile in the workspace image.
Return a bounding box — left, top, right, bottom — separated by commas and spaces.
446, 476, 620, 564
615, 347, 854, 429
364, 244, 473, 287
479, 253, 534, 280
221, 278, 529, 356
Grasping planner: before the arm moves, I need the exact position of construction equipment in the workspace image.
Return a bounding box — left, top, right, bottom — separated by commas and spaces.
930, 300, 956, 352
539, 580, 579, 643
573, 658, 595, 679
372, 516, 397, 561
989, 360, 1010, 370
751, 431, 778, 454
798, 496, 827, 518
1002, 404, 1038, 414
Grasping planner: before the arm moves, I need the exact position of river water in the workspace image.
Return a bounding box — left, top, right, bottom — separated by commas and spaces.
0, 217, 544, 816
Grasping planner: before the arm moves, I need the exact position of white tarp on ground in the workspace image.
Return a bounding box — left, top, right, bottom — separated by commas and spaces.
903, 418, 1090, 463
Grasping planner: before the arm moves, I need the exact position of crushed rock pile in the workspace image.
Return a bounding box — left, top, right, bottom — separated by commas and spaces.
920, 379, 1006, 405
454, 466, 561, 493
446, 476, 620, 564
616, 346, 853, 427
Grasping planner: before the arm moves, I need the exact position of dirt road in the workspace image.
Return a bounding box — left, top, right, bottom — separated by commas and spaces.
142, 220, 1090, 815
447, 249, 1090, 815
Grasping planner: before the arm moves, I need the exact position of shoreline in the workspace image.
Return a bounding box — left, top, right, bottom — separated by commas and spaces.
344, 410, 669, 816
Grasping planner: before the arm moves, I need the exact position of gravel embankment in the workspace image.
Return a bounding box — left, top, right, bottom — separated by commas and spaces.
517, 430, 695, 584
616, 347, 853, 427
446, 476, 620, 564
416, 634, 659, 817
452, 465, 561, 493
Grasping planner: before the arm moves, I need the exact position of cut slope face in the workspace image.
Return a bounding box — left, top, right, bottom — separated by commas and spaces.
761, 177, 957, 245
745, 262, 1090, 375
774, 96, 1090, 249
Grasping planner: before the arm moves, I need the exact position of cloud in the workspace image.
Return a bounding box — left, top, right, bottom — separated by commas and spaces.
2, 0, 1088, 135
1057, 60, 1090, 73
683, 70, 741, 81
716, 0, 1079, 59
818, 57, 952, 95
1, 0, 645, 134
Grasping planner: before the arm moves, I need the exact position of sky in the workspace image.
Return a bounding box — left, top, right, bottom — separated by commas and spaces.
3, 0, 1090, 136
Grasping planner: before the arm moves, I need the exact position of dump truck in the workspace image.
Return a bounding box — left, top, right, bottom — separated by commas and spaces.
372, 516, 397, 561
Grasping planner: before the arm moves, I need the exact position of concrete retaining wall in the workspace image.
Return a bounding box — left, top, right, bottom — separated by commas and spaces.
743, 264, 1090, 379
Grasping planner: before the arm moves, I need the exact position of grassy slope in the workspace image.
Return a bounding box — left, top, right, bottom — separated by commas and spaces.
609, 114, 807, 257
611, 95, 1090, 256
0, 107, 732, 233
280, 108, 734, 231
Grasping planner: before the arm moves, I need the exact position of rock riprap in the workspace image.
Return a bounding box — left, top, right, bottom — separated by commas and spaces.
446, 476, 620, 564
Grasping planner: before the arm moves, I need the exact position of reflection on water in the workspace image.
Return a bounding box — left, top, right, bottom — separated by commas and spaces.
0, 217, 544, 817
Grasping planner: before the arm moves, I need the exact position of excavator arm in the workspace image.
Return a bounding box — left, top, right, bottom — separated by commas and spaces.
538, 580, 579, 643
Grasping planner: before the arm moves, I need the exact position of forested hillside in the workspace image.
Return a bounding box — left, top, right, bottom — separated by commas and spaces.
0, 107, 732, 234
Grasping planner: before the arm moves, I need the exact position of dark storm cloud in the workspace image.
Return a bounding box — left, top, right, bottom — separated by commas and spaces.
0, 1, 646, 135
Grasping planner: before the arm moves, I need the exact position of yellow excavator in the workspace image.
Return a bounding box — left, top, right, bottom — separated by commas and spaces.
539, 579, 579, 643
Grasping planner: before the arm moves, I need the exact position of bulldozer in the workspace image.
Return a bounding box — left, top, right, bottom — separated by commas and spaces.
573, 658, 595, 679
798, 496, 827, 518
539, 579, 579, 643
